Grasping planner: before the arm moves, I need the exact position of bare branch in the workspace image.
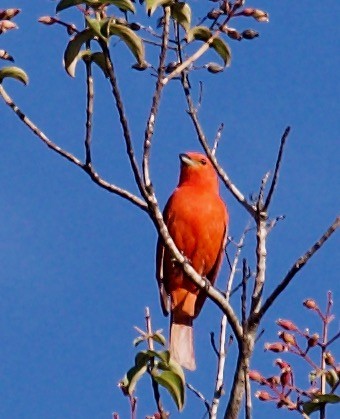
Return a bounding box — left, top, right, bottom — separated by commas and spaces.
257, 216, 340, 320
100, 42, 147, 199
84, 42, 94, 166
142, 6, 170, 191
0, 84, 148, 211
250, 217, 268, 315
186, 383, 210, 414
264, 126, 291, 210
257, 171, 270, 209
162, 30, 222, 85
145, 307, 168, 419
179, 73, 256, 217
211, 228, 248, 419
244, 365, 252, 419
212, 122, 224, 156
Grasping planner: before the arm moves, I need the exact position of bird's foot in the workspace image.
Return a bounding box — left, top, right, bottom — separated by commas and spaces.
202, 276, 212, 292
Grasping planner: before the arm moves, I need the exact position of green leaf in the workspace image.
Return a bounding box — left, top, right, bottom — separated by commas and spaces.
186, 25, 212, 43
85, 16, 107, 40
187, 26, 231, 67
303, 394, 340, 415
64, 29, 93, 77
57, 0, 135, 13
171, 2, 191, 33
135, 351, 152, 367
120, 363, 148, 395
152, 370, 185, 411
146, 349, 170, 364
211, 37, 231, 66
105, 0, 135, 13
133, 335, 146, 347
81, 51, 109, 77
56, 0, 86, 13
152, 331, 166, 346
146, 0, 172, 17
158, 356, 185, 385
108, 23, 145, 65
0, 66, 28, 85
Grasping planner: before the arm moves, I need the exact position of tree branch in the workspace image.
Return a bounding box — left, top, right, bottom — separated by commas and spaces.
0, 84, 148, 211
100, 41, 147, 200
142, 6, 170, 191
257, 216, 340, 319
264, 126, 291, 210
84, 40, 94, 166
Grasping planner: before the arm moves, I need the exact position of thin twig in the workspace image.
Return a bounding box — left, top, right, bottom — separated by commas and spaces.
0, 84, 148, 211
264, 126, 291, 210
179, 73, 256, 216
250, 216, 268, 316
257, 171, 270, 210
186, 383, 210, 414
145, 308, 168, 419
244, 364, 252, 419
100, 41, 147, 200
84, 37, 94, 166
241, 259, 250, 327
142, 6, 170, 191
210, 228, 248, 419
212, 122, 224, 156
257, 216, 340, 320
325, 330, 340, 348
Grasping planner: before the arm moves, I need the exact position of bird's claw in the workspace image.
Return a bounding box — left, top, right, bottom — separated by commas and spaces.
203, 276, 211, 292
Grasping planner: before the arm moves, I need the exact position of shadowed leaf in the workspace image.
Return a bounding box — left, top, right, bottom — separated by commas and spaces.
0, 66, 28, 85
108, 23, 145, 65
152, 370, 185, 411
171, 2, 191, 33
146, 0, 172, 17
303, 394, 340, 415
64, 29, 93, 77
57, 0, 135, 13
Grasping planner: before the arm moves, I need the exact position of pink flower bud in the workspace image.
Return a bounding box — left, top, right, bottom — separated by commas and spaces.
275, 359, 290, 369
0, 19, 17, 33
38, 16, 57, 25
255, 390, 272, 401
266, 375, 280, 387
278, 331, 297, 346
324, 351, 335, 367
303, 299, 318, 310
265, 342, 287, 353
307, 333, 319, 347
0, 8, 20, 20
249, 370, 265, 383
276, 319, 298, 331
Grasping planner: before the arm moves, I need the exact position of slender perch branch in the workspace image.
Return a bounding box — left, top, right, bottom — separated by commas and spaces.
264, 126, 291, 210
0, 84, 148, 211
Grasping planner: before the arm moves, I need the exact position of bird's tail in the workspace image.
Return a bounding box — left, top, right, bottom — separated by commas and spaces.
170, 320, 196, 371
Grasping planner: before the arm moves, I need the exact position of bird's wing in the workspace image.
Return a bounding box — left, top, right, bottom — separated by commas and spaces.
194, 223, 228, 318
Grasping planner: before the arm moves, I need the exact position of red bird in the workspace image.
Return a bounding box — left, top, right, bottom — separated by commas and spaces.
156, 152, 228, 370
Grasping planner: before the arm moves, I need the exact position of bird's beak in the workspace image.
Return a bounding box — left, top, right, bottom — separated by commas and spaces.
179, 153, 196, 167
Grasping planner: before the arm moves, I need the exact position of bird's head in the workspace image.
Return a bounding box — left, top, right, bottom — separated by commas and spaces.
178, 152, 219, 190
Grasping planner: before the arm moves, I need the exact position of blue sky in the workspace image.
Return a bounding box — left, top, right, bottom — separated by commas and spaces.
0, 1, 339, 418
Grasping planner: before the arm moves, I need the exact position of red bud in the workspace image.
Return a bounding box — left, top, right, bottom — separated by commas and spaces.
265, 342, 287, 353
255, 390, 272, 401
276, 319, 298, 331
303, 299, 318, 310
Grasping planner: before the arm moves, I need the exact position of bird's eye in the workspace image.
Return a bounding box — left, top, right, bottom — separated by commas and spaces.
200, 158, 207, 165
